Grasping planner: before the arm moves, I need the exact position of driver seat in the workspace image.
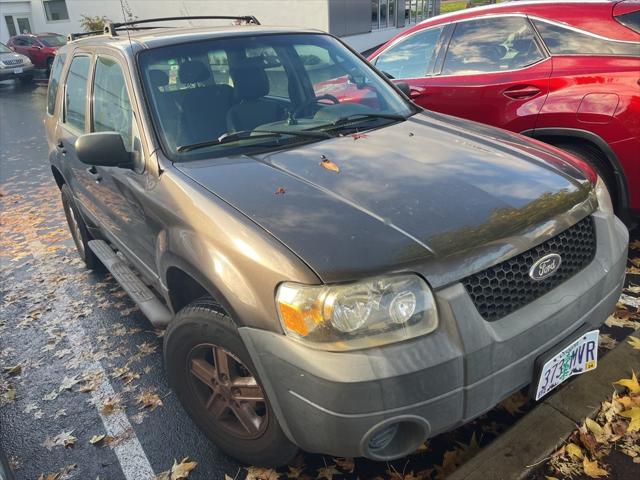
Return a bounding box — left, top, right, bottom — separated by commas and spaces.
226, 64, 285, 132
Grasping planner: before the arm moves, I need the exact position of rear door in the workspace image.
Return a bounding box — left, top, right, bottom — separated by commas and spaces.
420, 15, 552, 133
11, 36, 28, 56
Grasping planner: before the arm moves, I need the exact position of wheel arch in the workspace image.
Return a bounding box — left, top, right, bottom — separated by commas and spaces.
162, 254, 237, 323
522, 127, 630, 215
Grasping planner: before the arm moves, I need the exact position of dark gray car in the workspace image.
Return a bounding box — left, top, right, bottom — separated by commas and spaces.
45, 17, 628, 466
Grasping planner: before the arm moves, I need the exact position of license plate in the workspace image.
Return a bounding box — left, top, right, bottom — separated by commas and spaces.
13, 67, 23, 74
535, 329, 599, 400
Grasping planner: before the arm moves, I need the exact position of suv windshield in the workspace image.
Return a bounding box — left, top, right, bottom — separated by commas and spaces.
39, 34, 66, 47
139, 33, 416, 161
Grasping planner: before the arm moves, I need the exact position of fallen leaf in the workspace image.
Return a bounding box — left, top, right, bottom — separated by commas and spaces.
320, 157, 340, 173
42, 430, 77, 450
615, 371, 640, 394
245, 466, 280, 480
583, 458, 608, 478
89, 434, 106, 445
317, 465, 341, 480
275, 187, 286, 195
334, 457, 354, 472
585, 418, 606, 442
619, 407, 640, 432
137, 389, 163, 411
627, 336, 640, 350
154, 458, 198, 480
566, 442, 584, 459
3, 364, 22, 376
629, 240, 640, 250
37, 464, 77, 480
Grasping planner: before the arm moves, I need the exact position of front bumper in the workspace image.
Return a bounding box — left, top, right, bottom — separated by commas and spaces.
0, 63, 34, 81
240, 211, 628, 460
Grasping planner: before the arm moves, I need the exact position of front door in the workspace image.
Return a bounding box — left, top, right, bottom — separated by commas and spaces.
418, 16, 552, 133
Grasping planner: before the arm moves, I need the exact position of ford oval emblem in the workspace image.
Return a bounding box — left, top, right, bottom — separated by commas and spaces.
529, 253, 562, 281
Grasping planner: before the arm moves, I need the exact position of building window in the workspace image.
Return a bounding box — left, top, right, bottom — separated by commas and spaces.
372, 0, 397, 30
4, 16, 17, 36
407, 0, 434, 24
43, 0, 70, 21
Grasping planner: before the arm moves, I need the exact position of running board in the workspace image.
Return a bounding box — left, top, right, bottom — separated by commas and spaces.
88, 240, 173, 328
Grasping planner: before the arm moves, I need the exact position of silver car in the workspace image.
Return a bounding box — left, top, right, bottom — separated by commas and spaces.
0, 42, 33, 83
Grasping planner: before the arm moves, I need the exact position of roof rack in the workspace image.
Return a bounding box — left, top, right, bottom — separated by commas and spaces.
67, 15, 260, 42
104, 15, 260, 36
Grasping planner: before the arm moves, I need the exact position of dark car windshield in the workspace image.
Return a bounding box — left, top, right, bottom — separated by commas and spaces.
0, 43, 12, 53
38, 34, 66, 47
138, 33, 416, 161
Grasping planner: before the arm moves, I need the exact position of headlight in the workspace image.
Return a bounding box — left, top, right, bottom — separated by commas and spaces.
21, 55, 32, 65
595, 176, 614, 215
276, 274, 438, 351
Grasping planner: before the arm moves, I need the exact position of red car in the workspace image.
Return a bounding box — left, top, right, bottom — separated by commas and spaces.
369, 0, 640, 220
7, 32, 65, 70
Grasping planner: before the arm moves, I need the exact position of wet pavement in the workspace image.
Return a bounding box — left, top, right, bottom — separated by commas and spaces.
1, 77, 638, 480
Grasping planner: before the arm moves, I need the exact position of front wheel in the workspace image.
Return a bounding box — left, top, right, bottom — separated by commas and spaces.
164, 299, 299, 467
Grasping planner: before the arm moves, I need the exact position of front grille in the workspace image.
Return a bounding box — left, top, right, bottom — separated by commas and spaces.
2, 59, 23, 66
462, 216, 596, 322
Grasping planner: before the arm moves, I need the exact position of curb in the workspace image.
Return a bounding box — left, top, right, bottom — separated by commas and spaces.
449, 327, 640, 480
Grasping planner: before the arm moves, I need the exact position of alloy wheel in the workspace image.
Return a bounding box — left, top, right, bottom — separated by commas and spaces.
187, 343, 268, 439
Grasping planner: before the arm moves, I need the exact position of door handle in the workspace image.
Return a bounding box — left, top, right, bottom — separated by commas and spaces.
503, 85, 541, 100
410, 87, 427, 99
86, 166, 102, 183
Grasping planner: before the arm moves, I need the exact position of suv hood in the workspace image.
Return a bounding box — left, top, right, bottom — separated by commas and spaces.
176, 112, 594, 284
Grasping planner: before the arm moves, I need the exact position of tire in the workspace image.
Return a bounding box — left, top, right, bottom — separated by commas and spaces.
164, 298, 299, 467
555, 142, 617, 206
60, 184, 102, 270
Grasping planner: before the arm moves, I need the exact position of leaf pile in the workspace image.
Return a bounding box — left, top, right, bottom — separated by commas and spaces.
547, 372, 640, 478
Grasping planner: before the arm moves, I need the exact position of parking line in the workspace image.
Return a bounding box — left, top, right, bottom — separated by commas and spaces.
29, 240, 156, 480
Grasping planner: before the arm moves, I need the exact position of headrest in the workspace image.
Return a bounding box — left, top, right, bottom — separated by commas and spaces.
230, 64, 269, 101
178, 60, 212, 84
148, 69, 168, 90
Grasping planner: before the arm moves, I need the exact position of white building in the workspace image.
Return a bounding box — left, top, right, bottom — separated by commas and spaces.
0, 0, 440, 52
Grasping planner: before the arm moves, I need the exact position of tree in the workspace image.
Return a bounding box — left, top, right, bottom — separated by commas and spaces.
79, 15, 110, 33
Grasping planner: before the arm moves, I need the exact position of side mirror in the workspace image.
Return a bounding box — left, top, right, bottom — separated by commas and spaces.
395, 82, 411, 98
75, 132, 133, 168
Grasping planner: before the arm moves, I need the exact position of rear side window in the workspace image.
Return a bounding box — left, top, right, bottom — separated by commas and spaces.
374, 27, 444, 79
47, 54, 66, 115
246, 46, 289, 98
443, 17, 544, 75
92, 56, 134, 151
64, 56, 90, 131
615, 11, 640, 34
533, 20, 640, 56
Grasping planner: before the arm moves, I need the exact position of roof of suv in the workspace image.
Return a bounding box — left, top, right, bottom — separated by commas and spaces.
64, 25, 323, 52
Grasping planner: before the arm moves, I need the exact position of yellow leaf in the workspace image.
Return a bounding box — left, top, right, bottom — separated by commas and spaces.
583, 458, 608, 478
545, 477, 559, 480
317, 465, 341, 480
89, 434, 106, 445
627, 336, 640, 350
620, 407, 640, 432
615, 371, 640, 394
170, 458, 198, 479
320, 157, 340, 173
585, 418, 603, 435
566, 442, 584, 459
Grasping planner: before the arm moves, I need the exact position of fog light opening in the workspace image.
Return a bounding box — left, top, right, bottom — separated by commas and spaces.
362, 417, 430, 461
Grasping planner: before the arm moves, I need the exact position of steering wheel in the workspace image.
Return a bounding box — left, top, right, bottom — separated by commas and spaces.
292, 94, 340, 119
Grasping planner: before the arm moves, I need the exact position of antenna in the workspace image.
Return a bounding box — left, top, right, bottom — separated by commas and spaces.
118, 0, 134, 48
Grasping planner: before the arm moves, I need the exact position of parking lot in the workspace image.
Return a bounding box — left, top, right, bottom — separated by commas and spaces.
1, 78, 639, 480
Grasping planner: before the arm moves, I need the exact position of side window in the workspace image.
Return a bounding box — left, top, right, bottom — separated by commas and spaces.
92, 56, 134, 151
64, 55, 90, 132
246, 46, 289, 98
208, 49, 230, 85
532, 20, 640, 56
443, 17, 544, 75
374, 27, 443, 79
47, 53, 66, 115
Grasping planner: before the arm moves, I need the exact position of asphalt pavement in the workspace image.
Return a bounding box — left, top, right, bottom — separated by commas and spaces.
0, 77, 637, 480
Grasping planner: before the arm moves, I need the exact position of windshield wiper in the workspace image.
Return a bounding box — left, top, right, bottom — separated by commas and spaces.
177, 129, 331, 153
330, 113, 406, 127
